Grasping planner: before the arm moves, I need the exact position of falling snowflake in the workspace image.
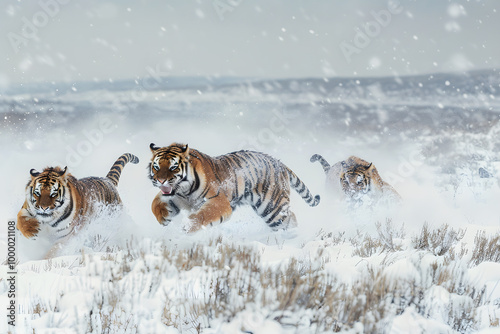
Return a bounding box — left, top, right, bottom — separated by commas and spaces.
447, 3, 467, 18
445, 21, 461, 32
195, 9, 205, 18
369, 57, 382, 69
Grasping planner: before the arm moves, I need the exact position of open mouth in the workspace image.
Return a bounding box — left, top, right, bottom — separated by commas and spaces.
38, 212, 53, 217
159, 183, 174, 196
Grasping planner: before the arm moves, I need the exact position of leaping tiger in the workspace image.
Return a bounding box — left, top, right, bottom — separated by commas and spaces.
310, 154, 401, 207
148, 143, 320, 232
17, 153, 139, 257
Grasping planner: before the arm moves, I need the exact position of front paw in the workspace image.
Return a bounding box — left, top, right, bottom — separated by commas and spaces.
183, 215, 203, 233
153, 204, 170, 225
17, 218, 40, 239
160, 219, 171, 227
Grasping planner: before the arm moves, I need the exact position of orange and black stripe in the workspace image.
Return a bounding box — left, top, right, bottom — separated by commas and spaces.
106, 153, 139, 186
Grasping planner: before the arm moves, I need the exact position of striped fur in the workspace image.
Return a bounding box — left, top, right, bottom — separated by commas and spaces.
311, 154, 401, 205
17, 153, 139, 257
310, 154, 331, 174
106, 153, 140, 186
149, 143, 320, 232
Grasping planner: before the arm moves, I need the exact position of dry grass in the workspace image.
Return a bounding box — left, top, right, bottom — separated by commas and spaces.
470, 231, 500, 266
316, 229, 346, 247
24, 223, 499, 333
490, 315, 500, 327
31, 301, 49, 315
351, 233, 383, 258
376, 220, 405, 252
155, 233, 485, 333
412, 223, 466, 256
350, 220, 406, 258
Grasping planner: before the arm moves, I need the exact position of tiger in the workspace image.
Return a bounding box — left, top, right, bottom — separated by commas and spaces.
310, 154, 401, 207
17, 153, 139, 257
148, 143, 320, 233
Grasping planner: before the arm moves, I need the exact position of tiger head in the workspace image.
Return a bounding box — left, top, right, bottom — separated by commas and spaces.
339, 160, 373, 200
27, 166, 71, 221
149, 143, 190, 196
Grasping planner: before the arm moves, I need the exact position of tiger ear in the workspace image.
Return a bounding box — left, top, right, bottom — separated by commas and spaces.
150, 143, 160, 153
57, 166, 67, 177
30, 169, 40, 178
341, 161, 347, 168
365, 163, 378, 179
181, 144, 189, 154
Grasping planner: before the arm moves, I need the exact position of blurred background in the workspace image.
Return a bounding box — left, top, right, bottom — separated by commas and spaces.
1, 0, 499, 85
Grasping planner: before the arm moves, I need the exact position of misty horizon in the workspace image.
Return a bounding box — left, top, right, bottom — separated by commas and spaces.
1, 0, 499, 87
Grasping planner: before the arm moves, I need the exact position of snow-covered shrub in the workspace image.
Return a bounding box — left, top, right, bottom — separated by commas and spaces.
375, 219, 405, 252
351, 233, 383, 258
412, 223, 466, 256
9, 223, 498, 334
469, 231, 500, 267
315, 229, 346, 247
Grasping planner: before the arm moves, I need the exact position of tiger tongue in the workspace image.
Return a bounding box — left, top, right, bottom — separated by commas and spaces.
160, 184, 173, 195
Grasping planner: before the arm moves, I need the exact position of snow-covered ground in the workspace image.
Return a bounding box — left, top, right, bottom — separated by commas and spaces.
1, 71, 500, 333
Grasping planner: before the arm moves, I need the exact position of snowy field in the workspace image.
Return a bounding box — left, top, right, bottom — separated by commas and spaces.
1, 71, 500, 333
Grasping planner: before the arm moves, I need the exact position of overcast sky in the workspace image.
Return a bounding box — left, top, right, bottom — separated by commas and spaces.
0, 0, 498, 86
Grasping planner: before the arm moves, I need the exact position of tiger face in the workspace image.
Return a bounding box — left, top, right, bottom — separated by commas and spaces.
148, 143, 189, 196
340, 162, 372, 199
28, 167, 69, 220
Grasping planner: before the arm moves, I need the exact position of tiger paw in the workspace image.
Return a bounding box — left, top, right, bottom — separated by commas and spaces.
152, 199, 171, 225
160, 218, 172, 227
183, 215, 203, 234
152, 206, 169, 224
17, 217, 40, 239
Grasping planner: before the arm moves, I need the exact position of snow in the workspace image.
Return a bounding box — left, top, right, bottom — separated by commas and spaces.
1, 71, 500, 332
212, 310, 290, 334
448, 4, 467, 18
391, 306, 455, 334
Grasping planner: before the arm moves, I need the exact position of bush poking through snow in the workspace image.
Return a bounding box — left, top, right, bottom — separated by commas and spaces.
412, 223, 466, 256
469, 231, 500, 267
375, 219, 405, 253
10, 223, 499, 333
315, 229, 346, 247
349, 220, 405, 258
351, 232, 383, 258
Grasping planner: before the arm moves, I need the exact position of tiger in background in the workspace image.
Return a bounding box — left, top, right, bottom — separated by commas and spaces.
148, 143, 320, 232
310, 154, 401, 207
17, 153, 139, 258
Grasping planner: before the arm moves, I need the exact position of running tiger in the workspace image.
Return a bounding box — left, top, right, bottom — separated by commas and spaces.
148, 143, 320, 232
310, 154, 401, 207
17, 153, 139, 257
